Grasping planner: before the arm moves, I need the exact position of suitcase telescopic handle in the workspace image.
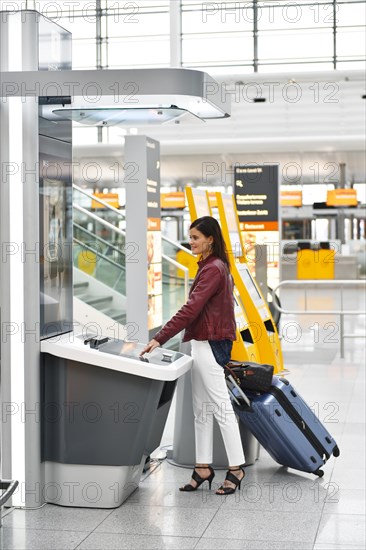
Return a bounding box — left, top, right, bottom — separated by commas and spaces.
227, 374, 251, 408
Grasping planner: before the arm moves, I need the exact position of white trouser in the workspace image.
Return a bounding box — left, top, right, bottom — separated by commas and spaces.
190, 339, 245, 466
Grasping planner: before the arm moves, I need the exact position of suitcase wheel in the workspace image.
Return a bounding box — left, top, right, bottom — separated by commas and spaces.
314, 469, 324, 478
333, 446, 340, 457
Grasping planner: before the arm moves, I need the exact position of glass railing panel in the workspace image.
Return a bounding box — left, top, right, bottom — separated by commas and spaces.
73, 216, 126, 259
73, 239, 126, 296
73, 186, 126, 230
162, 239, 178, 258
162, 256, 186, 322
162, 236, 197, 275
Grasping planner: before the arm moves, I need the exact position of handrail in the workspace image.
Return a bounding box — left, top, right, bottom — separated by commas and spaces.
271, 280, 366, 315
271, 280, 366, 358
74, 238, 189, 301
163, 235, 194, 256
162, 253, 189, 302
73, 190, 192, 300
73, 222, 124, 257
73, 185, 193, 256
74, 239, 189, 301
74, 204, 127, 238
73, 238, 126, 273
73, 184, 125, 218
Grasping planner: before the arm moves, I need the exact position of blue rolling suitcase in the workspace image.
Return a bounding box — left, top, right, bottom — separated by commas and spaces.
228, 375, 340, 477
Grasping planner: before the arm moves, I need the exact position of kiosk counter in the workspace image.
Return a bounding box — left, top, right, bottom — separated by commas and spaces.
41, 333, 192, 508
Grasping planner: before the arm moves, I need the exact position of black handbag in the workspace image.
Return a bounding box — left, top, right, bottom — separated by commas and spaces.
224, 361, 274, 392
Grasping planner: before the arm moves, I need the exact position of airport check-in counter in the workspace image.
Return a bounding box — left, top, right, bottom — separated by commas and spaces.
281, 239, 359, 280
41, 333, 192, 508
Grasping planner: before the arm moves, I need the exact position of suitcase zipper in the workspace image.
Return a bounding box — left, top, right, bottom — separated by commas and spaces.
269, 386, 329, 461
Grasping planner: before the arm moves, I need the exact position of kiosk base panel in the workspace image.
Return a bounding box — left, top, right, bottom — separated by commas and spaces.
44, 456, 146, 508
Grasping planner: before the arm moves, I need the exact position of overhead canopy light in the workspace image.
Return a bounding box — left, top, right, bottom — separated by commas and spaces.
49, 106, 198, 126
1, 68, 231, 124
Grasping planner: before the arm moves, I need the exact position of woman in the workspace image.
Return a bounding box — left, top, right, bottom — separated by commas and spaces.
140, 216, 245, 495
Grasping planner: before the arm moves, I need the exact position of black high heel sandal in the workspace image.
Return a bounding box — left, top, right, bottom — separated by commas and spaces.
179, 466, 215, 492
216, 467, 245, 495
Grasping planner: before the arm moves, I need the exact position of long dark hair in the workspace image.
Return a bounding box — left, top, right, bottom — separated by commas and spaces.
190, 216, 230, 269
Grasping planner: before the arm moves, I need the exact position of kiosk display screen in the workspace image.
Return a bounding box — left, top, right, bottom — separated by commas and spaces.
191, 189, 211, 217
222, 195, 244, 258
238, 264, 264, 307
233, 288, 248, 331
99, 339, 183, 365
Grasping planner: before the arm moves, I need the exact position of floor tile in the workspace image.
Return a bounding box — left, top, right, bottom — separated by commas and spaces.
314, 544, 366, 550
126, 481, 221, 509
314, 399, 349, 425
351, 383, 366, 401
1, 506, 112, 532
338, 422, 366, 438
322, 489, 365, 515
334, 445, 365, 467
1, 287, 364, 549
246, 461, 333, 485
219, 477, 327, 513
142, 463, 200, 484
201, 509, 321, 542
336, 435, 366, 452
283, 350, 339, 365
330, 466, 365, 491
95, 504, 217, 537
77, 533, 198, 549
315, 513, 366, 546
0, 528, 88, 550
196, 539, 313, 550
346, 401, 366, 423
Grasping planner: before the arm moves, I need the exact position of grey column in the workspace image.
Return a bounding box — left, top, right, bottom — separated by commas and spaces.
0, 11, 42, 506
125, 135, 161, 344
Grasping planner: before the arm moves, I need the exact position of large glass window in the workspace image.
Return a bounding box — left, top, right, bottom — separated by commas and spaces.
336, 1, 366, 68
183, 32, 254, 67
257, 1, 334, 70
29, 0, 170, 69
101, 0, 170, 68
182, 0, 254, 70
107, 36, 169, 68
182, 0, 366, 71
4, 1, 365, 71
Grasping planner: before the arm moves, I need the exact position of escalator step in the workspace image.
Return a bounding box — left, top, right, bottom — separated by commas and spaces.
85, 296, 113, 307
73, 282, 89, 294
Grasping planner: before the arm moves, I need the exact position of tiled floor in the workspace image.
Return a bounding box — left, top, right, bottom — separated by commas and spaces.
1, 287, 365, 549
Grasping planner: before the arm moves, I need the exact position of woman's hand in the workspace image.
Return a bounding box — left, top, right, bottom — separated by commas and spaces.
139, 339, 161, 356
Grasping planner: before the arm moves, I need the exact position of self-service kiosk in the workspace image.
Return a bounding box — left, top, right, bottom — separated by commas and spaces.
0, 10, 194, 508
216, 192, 284, 374
41, 334, 191, 508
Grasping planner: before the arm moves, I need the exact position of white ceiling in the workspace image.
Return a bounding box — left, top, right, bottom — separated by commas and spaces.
136, 69, 366, 153
74, 69, 366, 186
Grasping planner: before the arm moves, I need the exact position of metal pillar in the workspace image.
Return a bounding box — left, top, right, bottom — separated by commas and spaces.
125, 136, 162, 344
0, 11, 42, 507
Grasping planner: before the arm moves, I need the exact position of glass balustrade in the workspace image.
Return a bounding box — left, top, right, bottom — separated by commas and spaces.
72, 186, 193, 349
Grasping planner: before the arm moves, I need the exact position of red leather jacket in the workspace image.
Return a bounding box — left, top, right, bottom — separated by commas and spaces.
154, 254, 236, 346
